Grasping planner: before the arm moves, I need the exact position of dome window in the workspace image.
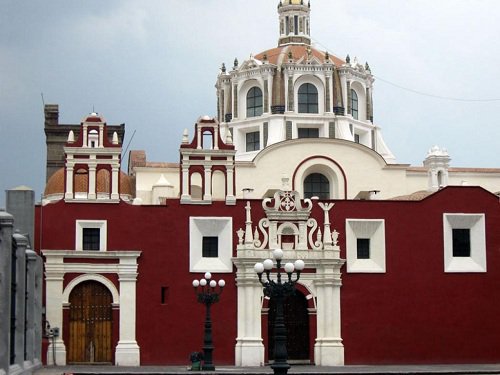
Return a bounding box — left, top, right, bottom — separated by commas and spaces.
298, 83, 318, 113
351, 89, 359, 120
88, 129, 99, 148
246, 87, 263, 118
304, 173, 329, 199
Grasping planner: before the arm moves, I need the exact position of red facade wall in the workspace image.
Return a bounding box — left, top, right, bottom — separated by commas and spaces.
34, 186, 500, 365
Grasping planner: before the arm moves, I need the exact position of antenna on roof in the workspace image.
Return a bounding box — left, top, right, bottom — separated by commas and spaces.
122, 129, 137, 158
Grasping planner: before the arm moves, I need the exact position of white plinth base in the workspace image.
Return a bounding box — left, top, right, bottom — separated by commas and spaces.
47, 340, 67, 365
115, 340, 140, 366
235, 338, 265, 366
314, 338, 344, 366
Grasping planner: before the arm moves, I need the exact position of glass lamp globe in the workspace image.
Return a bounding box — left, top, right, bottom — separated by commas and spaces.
273, 248, 284, 260
254, 262, 265, 274
294, 259, 305, 271
263, 258, 274, 270
192, 280, 200, 288
284, 262, 295, 273
218, 279, 225, 288
205, 272, 212, 280
210, 280, 217, 288
200, 279, 207, 286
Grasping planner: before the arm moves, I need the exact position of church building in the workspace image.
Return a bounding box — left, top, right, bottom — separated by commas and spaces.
36, 0, 500, 368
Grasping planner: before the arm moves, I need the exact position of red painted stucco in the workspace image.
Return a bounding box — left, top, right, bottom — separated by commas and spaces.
34, 186, 500, 365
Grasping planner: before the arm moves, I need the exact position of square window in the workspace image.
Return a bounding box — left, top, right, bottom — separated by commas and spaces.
452, 229, 471, 257
246, 131, 260, 152
83, 228, 100, 251
346, 219, 386, 273
356, 238, 370, 259
443, 214, 485, 273
189, 217, 233, 273
202, 236, 219, 258
75, 220, 107, 251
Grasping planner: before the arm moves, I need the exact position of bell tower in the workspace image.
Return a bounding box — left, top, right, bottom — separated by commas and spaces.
278, 0, 311, 46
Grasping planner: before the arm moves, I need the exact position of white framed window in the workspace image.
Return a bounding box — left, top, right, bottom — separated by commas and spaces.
346, 219, 385, 273
75, 220, 107, 251
443, 214, 486, 273
189, 217, 233, 273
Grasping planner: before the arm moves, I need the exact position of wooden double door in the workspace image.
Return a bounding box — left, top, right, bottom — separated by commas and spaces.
68, 281, 113, 364
268, 290, 310, 362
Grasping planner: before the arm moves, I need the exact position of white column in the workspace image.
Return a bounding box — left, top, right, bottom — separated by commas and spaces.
225, 165, 236, 205
111, 165, 119, 200
180, 163, 191, 203
65, 165, 74, 200
314, 275, 344, 366
99, 126, 104, 147
203, 165, 212, 201
235, 267, 265, 366
44, 266, 67, 365
88, 165, 97, 200
115, 265, 140, 366
214, 127, 219, 150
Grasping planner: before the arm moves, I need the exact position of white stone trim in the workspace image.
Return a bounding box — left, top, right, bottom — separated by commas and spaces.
62, 274, 120, 305
42, 250, 141, 366
189, 217, 233, 273
75, 220, 107, 251
443, 213, 486, 273
346, 219, 386, 273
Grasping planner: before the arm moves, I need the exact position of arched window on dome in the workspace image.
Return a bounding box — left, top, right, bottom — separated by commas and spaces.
304, 173, 329, 199
88, 129, 99, 148
247, 87, 263, 117
351, 89, 359, 120
298, 83, 318, 113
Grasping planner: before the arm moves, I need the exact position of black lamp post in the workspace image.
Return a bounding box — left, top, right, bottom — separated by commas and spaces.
254, 249, 305, 375
192, 272, 225, 371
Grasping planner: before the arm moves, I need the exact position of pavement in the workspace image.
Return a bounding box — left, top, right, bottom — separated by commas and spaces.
33, 364, 500, 375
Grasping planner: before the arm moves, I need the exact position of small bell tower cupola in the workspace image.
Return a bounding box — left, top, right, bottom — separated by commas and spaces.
278, 0, 311, 46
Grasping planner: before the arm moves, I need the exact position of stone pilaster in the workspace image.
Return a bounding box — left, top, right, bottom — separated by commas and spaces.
0, 210, 13, 375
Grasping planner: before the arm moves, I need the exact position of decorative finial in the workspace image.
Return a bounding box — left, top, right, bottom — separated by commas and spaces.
308, 0, 311, 8
325, 51, 330, 62
233, 57, 239, 69
263, 53, 268, 62
365, 62, 371, 72
221, 63, 226, 73
346, 54, 350, 64
288, 51, 293, 60
182, 128, 189, 144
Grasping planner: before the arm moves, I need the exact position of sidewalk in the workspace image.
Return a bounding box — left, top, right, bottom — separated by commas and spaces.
33, 364, 500, 375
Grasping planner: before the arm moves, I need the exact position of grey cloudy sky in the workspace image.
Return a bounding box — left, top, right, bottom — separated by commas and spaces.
1, 0, 499, 204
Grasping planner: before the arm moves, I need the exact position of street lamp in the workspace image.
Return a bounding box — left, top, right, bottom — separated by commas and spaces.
254, 249, 305, 375
192, 272, 225, 371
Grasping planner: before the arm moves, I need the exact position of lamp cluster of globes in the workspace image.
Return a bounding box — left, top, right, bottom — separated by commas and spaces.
254, 248, 305, 275
192, 272, 226, 289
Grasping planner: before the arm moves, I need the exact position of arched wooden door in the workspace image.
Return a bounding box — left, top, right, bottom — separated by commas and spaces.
268, 290, 310, 362
68, 281, 113, 364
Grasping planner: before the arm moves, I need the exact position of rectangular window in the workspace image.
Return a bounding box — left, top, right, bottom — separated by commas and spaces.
356, 238, 370, 259
452, 228, 471, 257
354, 134, 360, 143
246, 131, 260, 152
298, 128, 319, 138
202, 236, 218, 258
83, 228, 100, 250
